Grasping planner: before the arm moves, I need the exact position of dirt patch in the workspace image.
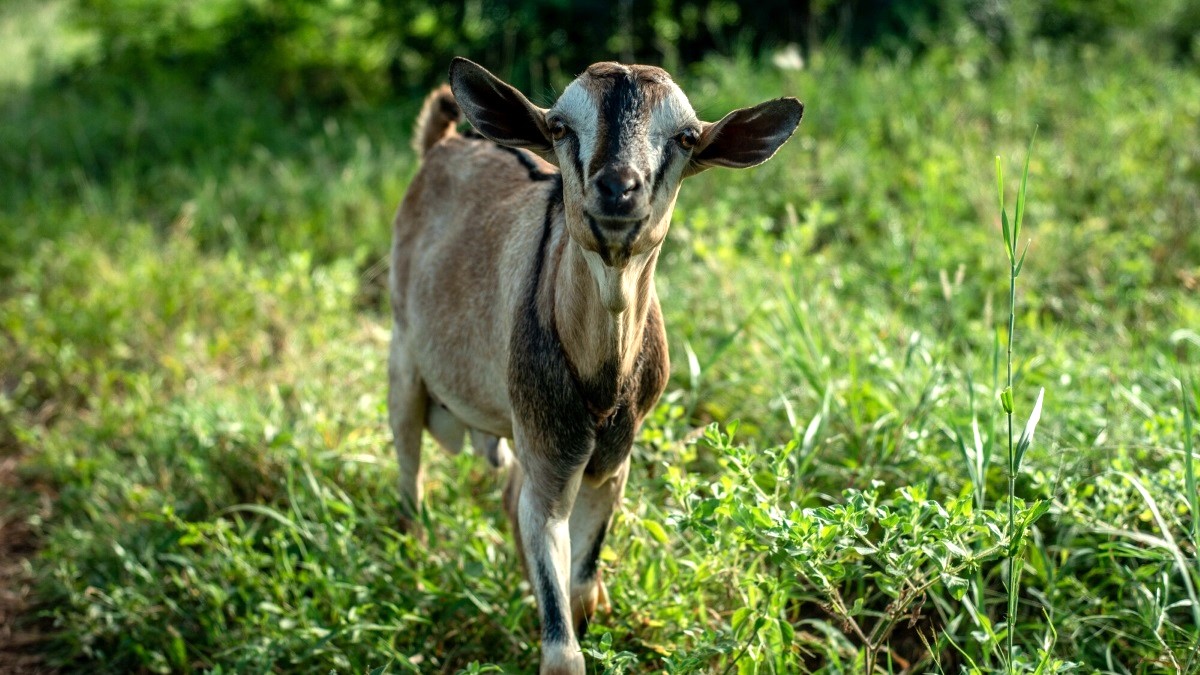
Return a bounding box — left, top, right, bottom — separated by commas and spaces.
0, 455, 53, 675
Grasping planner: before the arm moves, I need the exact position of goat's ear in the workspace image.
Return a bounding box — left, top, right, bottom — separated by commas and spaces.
685, 98, 804, 177
449, 57, 552, 154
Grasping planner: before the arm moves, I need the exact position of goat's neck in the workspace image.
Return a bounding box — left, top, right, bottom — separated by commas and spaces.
553, 236, 660, 388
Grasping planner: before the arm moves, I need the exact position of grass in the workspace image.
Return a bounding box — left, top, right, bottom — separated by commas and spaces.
2, 5, 1200, 673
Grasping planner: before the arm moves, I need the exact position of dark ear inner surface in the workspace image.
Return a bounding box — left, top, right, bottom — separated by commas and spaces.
686, 97, 804, 176
449, 57, 552, 153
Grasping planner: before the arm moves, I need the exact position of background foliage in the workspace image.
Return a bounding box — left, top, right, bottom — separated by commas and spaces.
2, 0, 1199, 673
62, 0, 1200, 102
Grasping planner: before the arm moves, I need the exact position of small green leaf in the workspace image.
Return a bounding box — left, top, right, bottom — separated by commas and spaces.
1019, 499, 1051, 529
684, 340, 702, 392
1001, 209, 1013, 261
1014, 240, 1030, 277
731, 606, 751, 633
1001, 387, 1013, 414
644, 519, 670, 545
1014, 129, 1037, 242
995, 155, 1004, 216
1014, 387, 1045, 470
944, 574, 969, 600
169, 632, 187, 668
779, 617, 795, 645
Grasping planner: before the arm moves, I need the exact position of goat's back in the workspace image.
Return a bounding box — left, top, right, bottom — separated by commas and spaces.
390, 134, 563, 437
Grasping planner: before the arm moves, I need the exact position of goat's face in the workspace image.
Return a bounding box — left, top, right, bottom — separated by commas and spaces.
545, 63, 697, 264
450, 57, 803, 269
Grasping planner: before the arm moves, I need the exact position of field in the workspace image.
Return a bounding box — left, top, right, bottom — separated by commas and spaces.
2, 3, 1200, 673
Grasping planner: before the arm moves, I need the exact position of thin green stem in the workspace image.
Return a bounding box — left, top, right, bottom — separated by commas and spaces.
1006, 259, 1017, 673
1183, 373, 1198, 593
1183, 373, 1197, 546
998, 131, 1035, 672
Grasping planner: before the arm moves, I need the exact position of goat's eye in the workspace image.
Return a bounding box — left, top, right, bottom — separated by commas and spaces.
548, 119, 568, 141
676, 128, 699, 150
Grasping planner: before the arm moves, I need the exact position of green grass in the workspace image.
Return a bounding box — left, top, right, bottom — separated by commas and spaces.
2, 7, 1200, 673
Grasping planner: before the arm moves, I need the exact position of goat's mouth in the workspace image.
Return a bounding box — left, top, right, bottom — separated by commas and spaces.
585, 210, 650, 230
584, 213, 649, 268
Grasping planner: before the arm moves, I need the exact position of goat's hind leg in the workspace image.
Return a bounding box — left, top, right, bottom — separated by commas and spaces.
388, 325, 428, 537
470, 430, 513, 469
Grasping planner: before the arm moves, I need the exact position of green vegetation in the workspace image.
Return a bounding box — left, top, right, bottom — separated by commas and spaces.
2, 0, 1199, 672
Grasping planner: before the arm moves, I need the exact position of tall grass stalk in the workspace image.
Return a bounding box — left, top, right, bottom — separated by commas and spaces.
1184, 373, 1197, 552
995, 133, 1042, 672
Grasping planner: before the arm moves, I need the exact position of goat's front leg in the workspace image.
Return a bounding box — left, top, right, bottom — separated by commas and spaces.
568, 459, 629, 637
516, 446, 588, 675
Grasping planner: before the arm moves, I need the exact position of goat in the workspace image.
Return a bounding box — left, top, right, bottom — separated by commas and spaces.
389, 57, 803, 674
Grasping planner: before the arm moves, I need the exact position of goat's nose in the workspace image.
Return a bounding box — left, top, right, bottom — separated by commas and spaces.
594, 166, 643, 211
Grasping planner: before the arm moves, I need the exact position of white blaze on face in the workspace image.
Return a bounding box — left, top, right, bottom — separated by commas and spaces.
646, 82, 698, 204
551, 81, 600, 183
650, 82, 697, 149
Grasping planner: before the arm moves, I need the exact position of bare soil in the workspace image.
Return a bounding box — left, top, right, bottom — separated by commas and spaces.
0, 455, 52, 675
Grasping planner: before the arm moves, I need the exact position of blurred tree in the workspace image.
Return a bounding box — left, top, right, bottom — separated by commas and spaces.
66, 0, 1200, 105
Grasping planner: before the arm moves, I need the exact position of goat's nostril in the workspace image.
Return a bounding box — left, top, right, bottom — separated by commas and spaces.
596, 168, 642, 202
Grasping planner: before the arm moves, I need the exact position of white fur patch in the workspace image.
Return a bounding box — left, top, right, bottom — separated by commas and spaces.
581, 248, 654, 313
552, 82, 600, 180
650, 83, 699, 140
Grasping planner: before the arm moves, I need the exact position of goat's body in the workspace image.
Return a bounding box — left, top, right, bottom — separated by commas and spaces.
389, 62, 801, 674
391, 125, 668, 674
393, 130, 667, 448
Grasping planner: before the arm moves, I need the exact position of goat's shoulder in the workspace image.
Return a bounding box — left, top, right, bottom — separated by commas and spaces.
398, 134, 559, 251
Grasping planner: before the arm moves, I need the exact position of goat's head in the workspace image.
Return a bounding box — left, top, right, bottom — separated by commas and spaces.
450, 57, 803, 270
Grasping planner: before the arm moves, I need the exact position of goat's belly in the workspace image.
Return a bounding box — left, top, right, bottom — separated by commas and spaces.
430, 387, 512, 440
416, 349, 513, 439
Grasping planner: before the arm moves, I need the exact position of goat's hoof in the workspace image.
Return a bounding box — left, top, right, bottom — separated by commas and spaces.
397, 513, 427, 544
539, 643, 585, 675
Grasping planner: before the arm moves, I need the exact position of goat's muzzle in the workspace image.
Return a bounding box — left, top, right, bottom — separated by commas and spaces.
589, 165, 648, 224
